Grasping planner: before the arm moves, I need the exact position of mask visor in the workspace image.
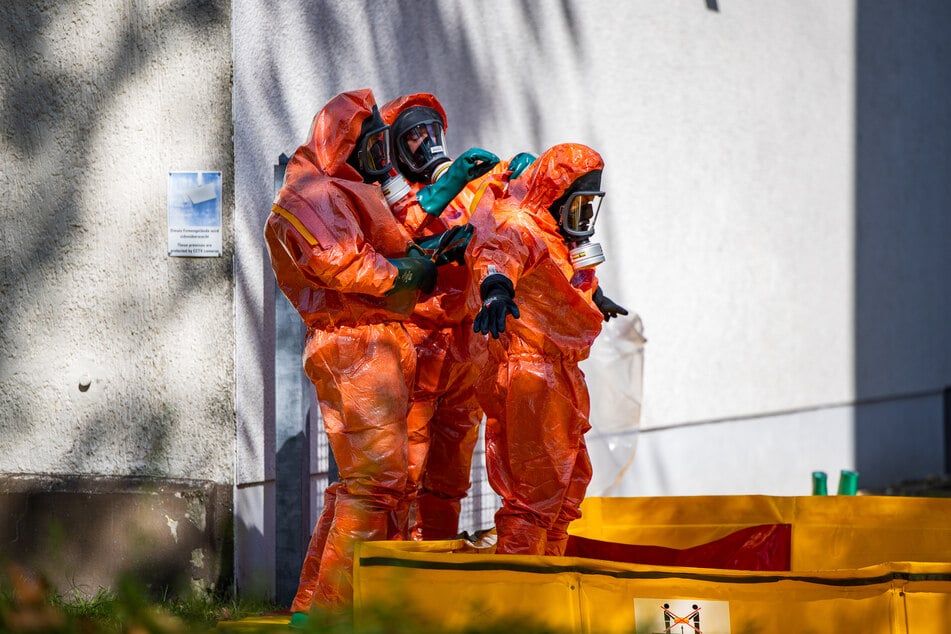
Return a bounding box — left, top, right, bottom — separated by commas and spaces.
398, 120, 448, 175
359, 126, 392, 178
560, 191, 604, 239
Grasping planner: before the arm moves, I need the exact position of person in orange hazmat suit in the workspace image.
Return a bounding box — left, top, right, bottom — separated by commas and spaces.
263, 88, 438, 616
379, 93, 500, 540
380, 94, 539, 540
466, 142, 628, 556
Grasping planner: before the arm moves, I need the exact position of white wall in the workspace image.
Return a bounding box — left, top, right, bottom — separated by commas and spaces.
233, 0, 951, 591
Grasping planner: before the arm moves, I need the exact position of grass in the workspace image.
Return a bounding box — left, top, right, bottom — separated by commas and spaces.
0, 563, 281, 633
0, 564, 557, 634
0, 567, 563, 633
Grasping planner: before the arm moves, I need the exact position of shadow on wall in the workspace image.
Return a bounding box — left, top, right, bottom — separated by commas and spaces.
0, 0, 231, 437
0, 0, 228, 283
854, 4, 951, 487
262, 0, 591, 154
0, 0, 234, 597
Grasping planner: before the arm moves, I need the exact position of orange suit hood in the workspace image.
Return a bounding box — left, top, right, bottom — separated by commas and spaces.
380, 92, 448, 130
297, 88, 376, 180
265, 89, 417, 329
517, 143, 605, 227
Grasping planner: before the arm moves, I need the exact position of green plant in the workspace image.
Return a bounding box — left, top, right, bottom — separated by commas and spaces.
0, 563, 281, 634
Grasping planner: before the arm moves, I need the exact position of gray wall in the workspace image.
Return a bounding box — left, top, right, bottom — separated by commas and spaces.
1, 0, 234, 596
854, 4, 951, 477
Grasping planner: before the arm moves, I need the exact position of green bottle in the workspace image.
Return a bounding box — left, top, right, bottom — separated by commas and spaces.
811, 471, 828, 496
837, 469, 859, 495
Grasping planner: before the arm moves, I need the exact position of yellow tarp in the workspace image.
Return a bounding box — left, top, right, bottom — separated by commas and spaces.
353, 495, 951, 633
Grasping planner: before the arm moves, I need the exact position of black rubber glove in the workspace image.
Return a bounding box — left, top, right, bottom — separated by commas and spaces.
415, 224, 474, 266
435, 226, 471, 265
593, 287, 629, 322
387, 255, 437, 294
473, 274, 520, 339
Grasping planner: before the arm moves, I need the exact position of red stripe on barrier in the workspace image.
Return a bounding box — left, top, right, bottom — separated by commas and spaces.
564, 524, 791, 571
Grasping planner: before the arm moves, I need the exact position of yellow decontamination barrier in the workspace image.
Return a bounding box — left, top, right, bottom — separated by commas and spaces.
353, 495, 951, 633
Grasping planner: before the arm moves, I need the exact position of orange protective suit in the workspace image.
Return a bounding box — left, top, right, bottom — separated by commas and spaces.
264, 89, 418, 611
466, 143, 605, 556
380, 93, 485, 540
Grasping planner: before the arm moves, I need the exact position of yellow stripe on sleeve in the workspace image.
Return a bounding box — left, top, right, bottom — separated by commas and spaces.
272, 204, 319, 246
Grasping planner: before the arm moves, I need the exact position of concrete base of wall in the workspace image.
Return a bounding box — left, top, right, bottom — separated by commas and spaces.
0, 475, 232, 599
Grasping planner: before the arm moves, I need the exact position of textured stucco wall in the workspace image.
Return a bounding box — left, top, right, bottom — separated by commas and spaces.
0, 475, 233, 597
1, 0, 235, 596
0, 1, 234, 484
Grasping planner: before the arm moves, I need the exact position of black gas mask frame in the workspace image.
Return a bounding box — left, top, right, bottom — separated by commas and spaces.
347, 105, 392, 183
391, 106, 450, 183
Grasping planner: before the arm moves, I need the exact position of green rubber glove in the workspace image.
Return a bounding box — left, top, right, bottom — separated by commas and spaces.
507, 152, 536, 180
416, 148, 500, 217
386, 252, 437, 294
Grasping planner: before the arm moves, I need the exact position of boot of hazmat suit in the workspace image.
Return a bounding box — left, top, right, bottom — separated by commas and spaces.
264, 89, 432, 612
291, 482, 339, 611
380, 93, 495, 540
467, 143, 608, 556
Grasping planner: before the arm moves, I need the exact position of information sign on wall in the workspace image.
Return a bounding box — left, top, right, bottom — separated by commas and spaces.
167, 171, 222, 257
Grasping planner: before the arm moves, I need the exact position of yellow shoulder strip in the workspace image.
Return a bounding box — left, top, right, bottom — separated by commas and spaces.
468, 177, 508, 216
272, 204, 319, 246
467, 180, 492, 216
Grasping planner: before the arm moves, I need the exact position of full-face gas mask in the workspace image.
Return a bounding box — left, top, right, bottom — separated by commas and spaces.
551, 170, 606, 269
347, 105, 393, 184
391, 106, 451, 183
